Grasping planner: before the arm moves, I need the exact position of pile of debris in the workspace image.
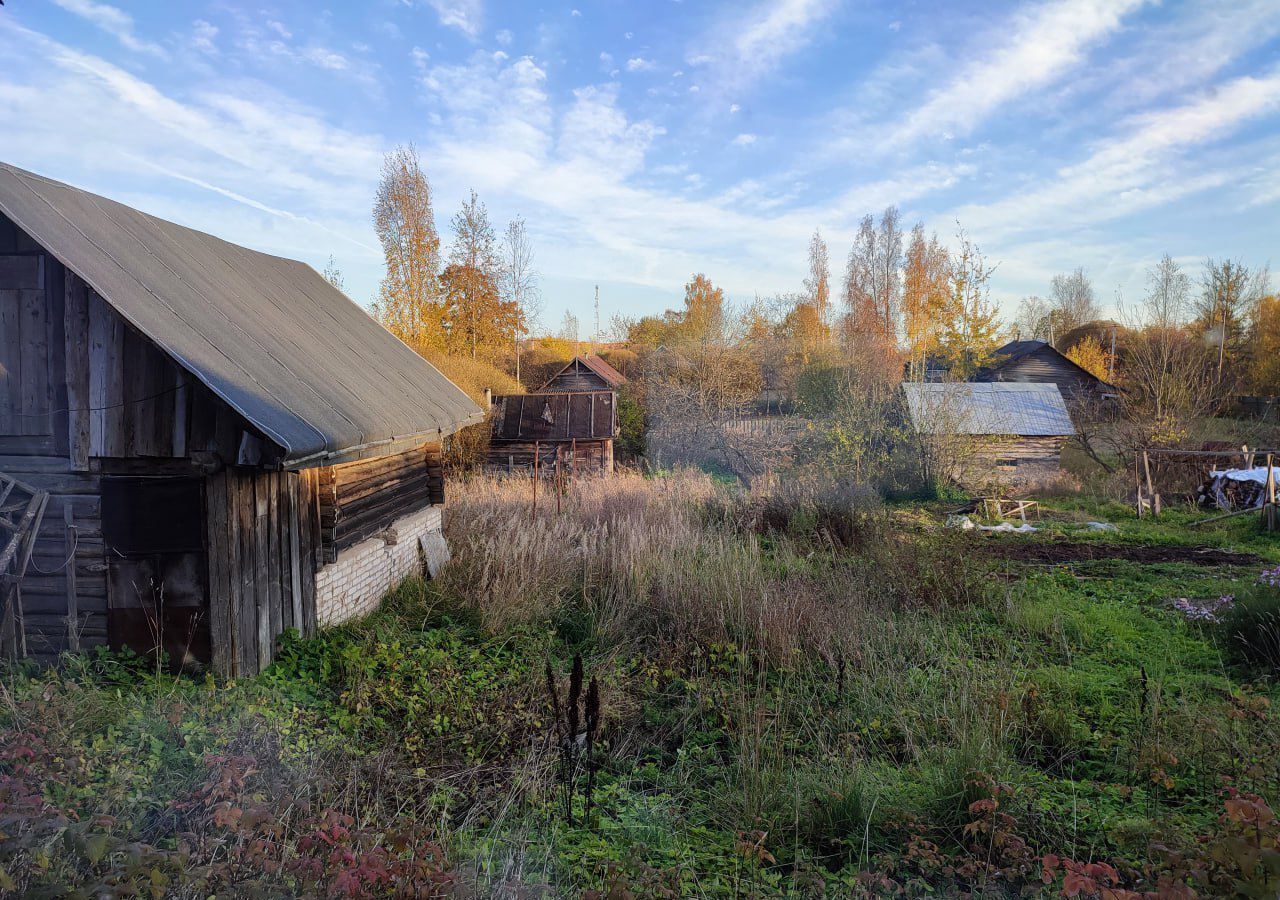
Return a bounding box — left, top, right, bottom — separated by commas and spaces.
1197, 465, 1277, 510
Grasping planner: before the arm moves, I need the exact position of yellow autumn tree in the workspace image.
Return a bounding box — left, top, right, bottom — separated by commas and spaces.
1065, 334, 1112, 382
936, 228, 1001, 378
902, 224, 950, 380
680, 273, 725, 343
1249, 295, 1280, 394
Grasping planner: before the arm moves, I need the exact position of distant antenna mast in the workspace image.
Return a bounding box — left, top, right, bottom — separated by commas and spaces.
593, 284, 600, 353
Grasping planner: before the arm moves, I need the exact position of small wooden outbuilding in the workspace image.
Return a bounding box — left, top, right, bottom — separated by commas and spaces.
486, 390, 617, 474
902, 382, 1076, 487
483, 354, 625, 475
974, 340, 1117, 404
0, 164, 482, 674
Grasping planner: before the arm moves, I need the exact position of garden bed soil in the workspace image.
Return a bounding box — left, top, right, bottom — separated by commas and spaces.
985, 540, 1262, 567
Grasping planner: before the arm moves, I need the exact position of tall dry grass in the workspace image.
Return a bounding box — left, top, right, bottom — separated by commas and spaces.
440, 470, 979, 666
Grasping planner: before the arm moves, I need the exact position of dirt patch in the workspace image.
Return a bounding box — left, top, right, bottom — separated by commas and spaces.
984, 540, 1262, 568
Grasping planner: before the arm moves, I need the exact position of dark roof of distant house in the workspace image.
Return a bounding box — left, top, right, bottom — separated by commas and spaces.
993, 339, 1050, 361
980, 339, 1116, 390
902, 382, 1076, 436
0, 163, 482, 466
542, 354, 628, 390
490, 390, 616, 441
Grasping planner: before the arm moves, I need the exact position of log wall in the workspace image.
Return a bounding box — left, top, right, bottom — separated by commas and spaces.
314, 443, 444, 563
486, 438, 613, 475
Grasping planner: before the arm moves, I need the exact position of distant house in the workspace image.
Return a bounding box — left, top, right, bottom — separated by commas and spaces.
0, 163, 482, 674
481, 354, 625, 475
539, 354, 627, 393
486, 390, 618, 474
974, 340, 1117, 403
903, 382, 1076, 487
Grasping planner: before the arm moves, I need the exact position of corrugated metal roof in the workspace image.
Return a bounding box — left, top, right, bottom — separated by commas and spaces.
0, 163, 482, 466
902, 382, 1075, 436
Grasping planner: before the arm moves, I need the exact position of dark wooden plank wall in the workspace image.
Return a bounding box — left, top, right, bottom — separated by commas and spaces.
205, 467, 318, 677
314, 444, 444, 563
486, 438, 613, 475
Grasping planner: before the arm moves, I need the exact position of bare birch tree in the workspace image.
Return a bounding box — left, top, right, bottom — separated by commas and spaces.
501, 216, 540, 382
1048, 268, 1098, 344
803, 229, 831, 331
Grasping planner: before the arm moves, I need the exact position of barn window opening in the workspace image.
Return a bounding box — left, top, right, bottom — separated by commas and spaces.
101, 476, 210, 671
995, 458, 1019, 470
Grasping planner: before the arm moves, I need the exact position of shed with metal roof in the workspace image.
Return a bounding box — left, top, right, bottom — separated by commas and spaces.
902, 382, 1075, 488
0, 163, 479, 675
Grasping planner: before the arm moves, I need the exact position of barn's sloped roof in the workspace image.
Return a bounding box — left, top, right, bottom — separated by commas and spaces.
902, 382, 1075, 436
579, 354, 627, 387
0, 163, 482, 465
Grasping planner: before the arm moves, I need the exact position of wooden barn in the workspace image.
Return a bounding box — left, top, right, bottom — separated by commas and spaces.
486, 390, 617, 474
974, 340, 1117, 404
903, 382, 1076, 487
539, 354, 627, 393
0, 163, 482, 675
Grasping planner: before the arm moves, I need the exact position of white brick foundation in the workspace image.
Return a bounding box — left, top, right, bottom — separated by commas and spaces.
315, 504, 443, 627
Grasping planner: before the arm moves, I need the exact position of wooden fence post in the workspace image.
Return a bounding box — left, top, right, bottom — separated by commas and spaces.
533, 440, 539, 517
1142, 450, 1160, 517
1266, 453, 1277, 532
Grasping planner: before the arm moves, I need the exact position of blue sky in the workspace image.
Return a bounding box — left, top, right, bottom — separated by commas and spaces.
1, 0, 1277, 335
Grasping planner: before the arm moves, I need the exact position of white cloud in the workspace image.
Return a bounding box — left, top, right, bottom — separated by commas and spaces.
626, 57, 656, 72
952, 68, 1280, 239
691, 0, 838, 93
729, 103, 740, 113
732, 133, 757, 146
48, 0, 167, 57
191, 20, 218, 55
0, 19, 385, 275
422, 0, 483, 39
495, 29, 513, 46
878, 0, 1149, 152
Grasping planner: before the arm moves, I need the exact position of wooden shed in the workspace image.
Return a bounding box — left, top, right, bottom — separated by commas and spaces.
0, 163, 482, 675
974, 340, 1117, 404
539, 354, 627, 393
902, 382, 1076, 487
486, 390, 617, 475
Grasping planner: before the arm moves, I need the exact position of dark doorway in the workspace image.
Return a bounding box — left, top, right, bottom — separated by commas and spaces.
102, 476, 210, 671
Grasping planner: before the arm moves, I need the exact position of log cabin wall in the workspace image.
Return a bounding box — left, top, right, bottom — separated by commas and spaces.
952, 435, 1067, 489
310, 444, 446, 626
979, 349, 1104, 402
486, 439, 613, 475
